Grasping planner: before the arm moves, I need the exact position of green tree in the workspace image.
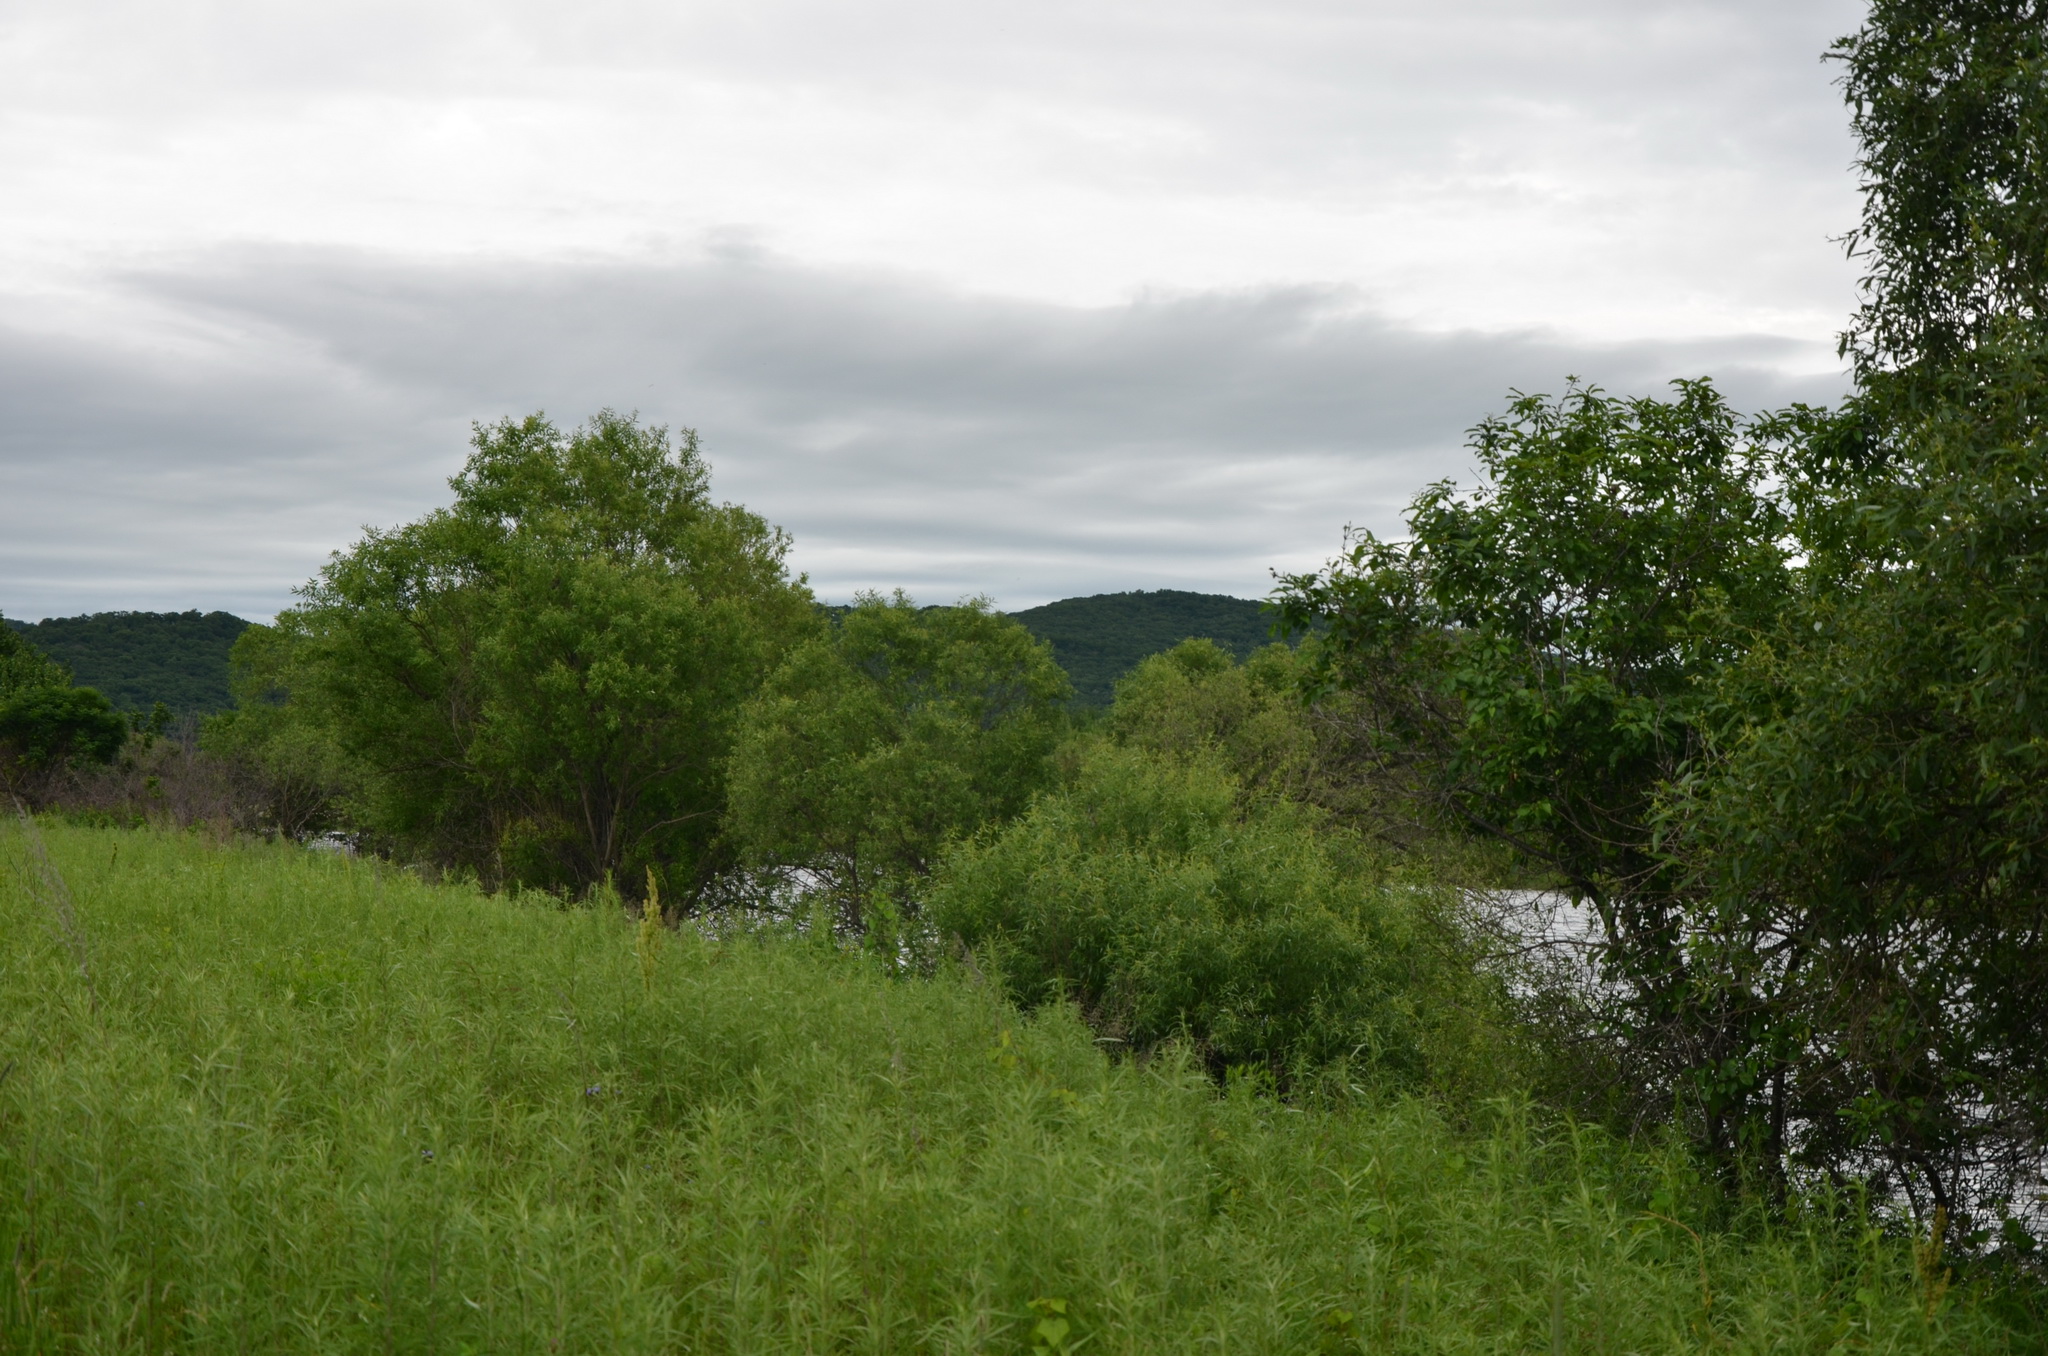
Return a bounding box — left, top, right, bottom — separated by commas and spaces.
725, 593, 1071, 934
0, 686, 127, 800
267, 410, 814, 895
0, 616, 125, 803
929, 740, 1446, 1080
202, 625, 357, 840
1273, 381, 1817, 1170
1106, 639, 1313, 797
1673, 376, 2048, 1218
0, 617, 68, 699
1277, 2, 2048, 1226
1275, 380, 1805, 912
1835, 0, 2048, 377
1645, 1, 2048, 1220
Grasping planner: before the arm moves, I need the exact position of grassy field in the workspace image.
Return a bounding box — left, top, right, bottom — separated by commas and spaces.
0, 822, 2037, 1354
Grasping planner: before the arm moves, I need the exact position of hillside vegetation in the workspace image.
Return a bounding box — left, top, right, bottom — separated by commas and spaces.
1008, 590, 1274, 706
4, 611, 250, 714
0, 592, 1254, 727
2, 821, 2031, 1355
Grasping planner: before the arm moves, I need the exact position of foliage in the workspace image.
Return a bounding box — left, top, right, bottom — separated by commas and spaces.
0, 686, 127, 795
1270, 0, 2048, 1235
1834, 0, 2048, 377
196, 624, 357, 840
726, 593, 1070, 933
1106, 639, 1315, 796
0, 620, 128, 804
1623, 0, 2048, 1226
264, 410, 814, 896
929, 740, 1453, 1079
1271, 372, 2048, 1222
1008, 589, 1279, 706
0, 614, 166, 811
4, 822, 2033, 1355
1115, 638, 1536, 886
1273, 379, 1805, 905
1668, 342, 2048, 1225
3, 610, 250, 714
0, 615, 68, 700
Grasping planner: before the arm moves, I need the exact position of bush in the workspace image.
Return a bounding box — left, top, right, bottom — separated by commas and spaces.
929, 741, 1450, 1080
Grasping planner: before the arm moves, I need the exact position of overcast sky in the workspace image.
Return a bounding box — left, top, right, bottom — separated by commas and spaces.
1, 0, 1868, 620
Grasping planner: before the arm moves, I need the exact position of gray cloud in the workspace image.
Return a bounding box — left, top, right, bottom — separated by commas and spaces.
0, 247, 1846, 620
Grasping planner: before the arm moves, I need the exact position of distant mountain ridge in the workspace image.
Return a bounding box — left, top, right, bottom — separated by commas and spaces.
3, 590, 1276, 716
3, 610, 251, 714
1007, 589, 1280, 706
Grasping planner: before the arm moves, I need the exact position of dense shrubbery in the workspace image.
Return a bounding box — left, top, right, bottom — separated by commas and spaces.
930, 741, 1439, 1079
930, 641, 1513, 1084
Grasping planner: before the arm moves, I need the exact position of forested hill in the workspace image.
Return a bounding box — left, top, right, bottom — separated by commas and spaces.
4, 610, 250, 714
1008, 590, 1278, 706
4, 592, 1269, 715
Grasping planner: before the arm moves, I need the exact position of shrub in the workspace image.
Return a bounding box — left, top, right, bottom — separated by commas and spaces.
929, 742, 1441, 1079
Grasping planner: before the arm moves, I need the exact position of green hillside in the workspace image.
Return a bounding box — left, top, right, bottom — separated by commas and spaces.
3, 610, 250, 714
0, 591, 1273, 717
1009, 590, 1279, 705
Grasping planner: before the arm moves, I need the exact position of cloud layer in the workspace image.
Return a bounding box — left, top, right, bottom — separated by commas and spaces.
1, 248, 1847, 619
0, 1, 1869, 619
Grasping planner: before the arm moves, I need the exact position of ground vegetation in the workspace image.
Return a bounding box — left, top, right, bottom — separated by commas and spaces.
1, 822, 2035, 1354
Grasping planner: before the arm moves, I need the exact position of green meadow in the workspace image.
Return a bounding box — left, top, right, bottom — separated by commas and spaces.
1, 822, 2035, 1354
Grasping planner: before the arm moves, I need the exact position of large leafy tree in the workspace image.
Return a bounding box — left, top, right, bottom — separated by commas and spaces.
1273, 382, 1814, 1171
265, 411, 815, 895
1652, 0, 2048, 1225
725, 593, 1070, 934
1677, 361, 2048, 1223
0, 618, 126, 803
1275, 380, 1804, 910
1281, 1, 2048, 1229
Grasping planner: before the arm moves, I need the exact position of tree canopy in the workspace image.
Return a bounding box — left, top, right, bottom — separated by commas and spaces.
4, 611, 250, 713
1274, 0, 2048, 1229
258, 410, 816, 896
727, 593, 1071, 934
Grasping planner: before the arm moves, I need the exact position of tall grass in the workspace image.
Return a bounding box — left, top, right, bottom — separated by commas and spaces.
0, 821, 2036, 1353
